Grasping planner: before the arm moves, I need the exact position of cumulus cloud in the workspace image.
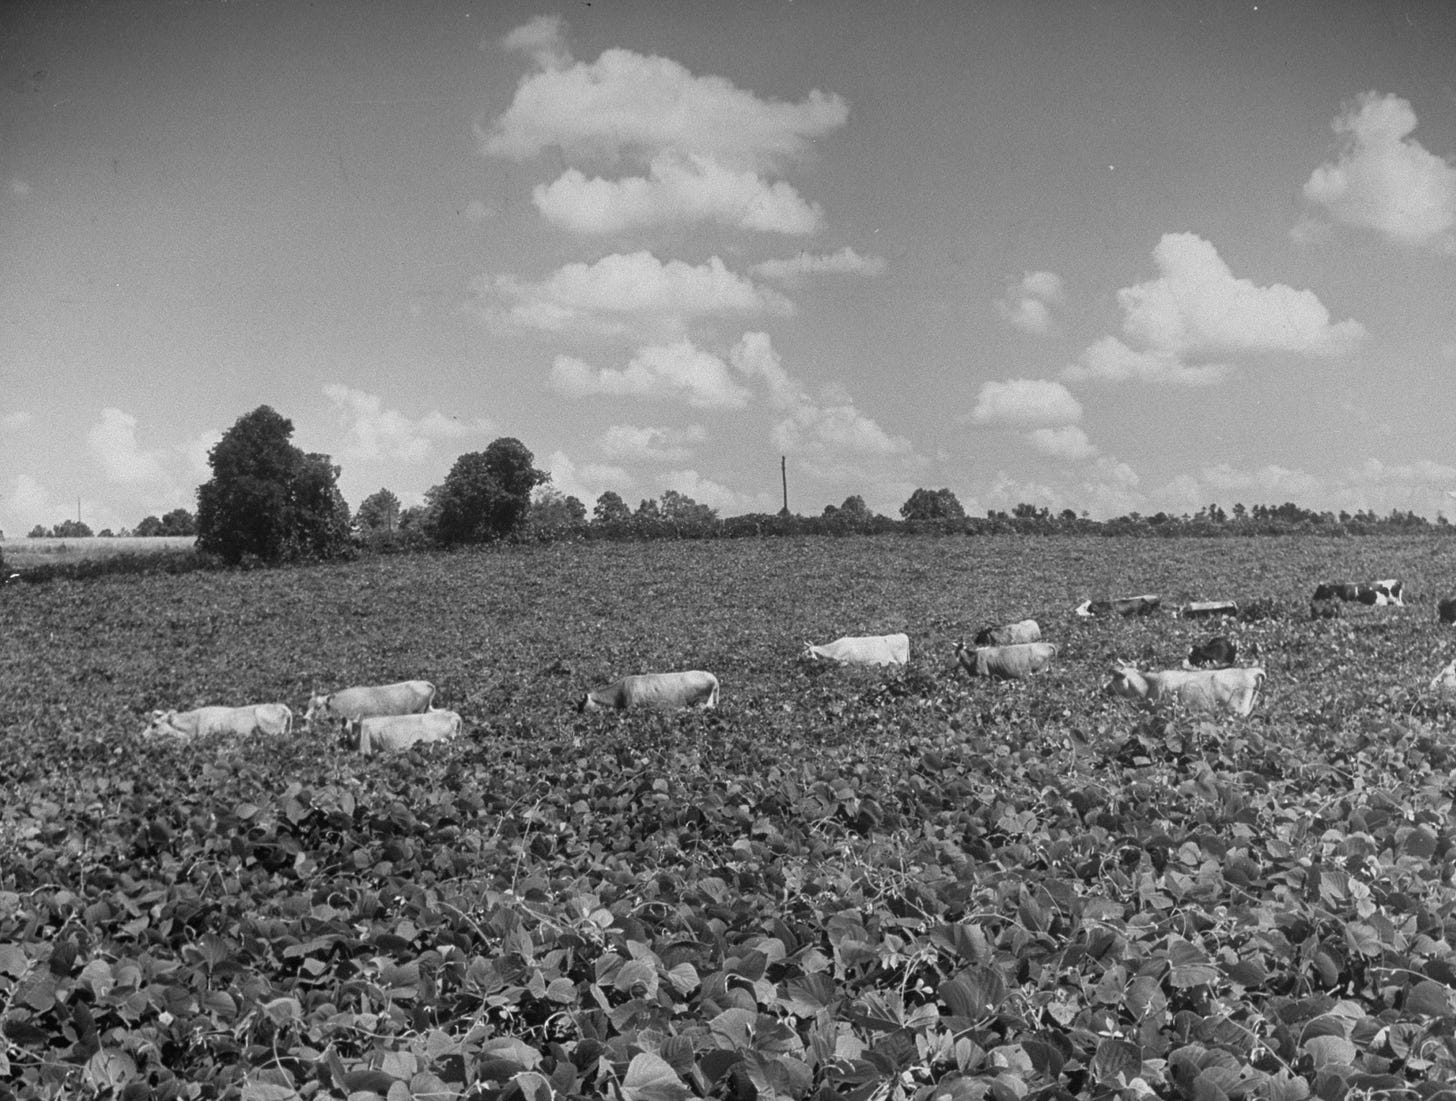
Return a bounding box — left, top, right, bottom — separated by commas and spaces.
1026, 425, 1097, 461
550, 341, 752, 409
752, 247, 887, 285
1299, 92, 1456, 252
995, 271, 1064, 335
1063, 233, 1364, 385
88, 408, 175, 490
729, 331, 912, 460
1200, 462, 1324, 499
542, 449, 632, 507
323, 385, 492, 464
1347, 457, 1456, 485
970, 378, 1082, 428
534, 154, 823, 235
476, 252, 791, 340
483, 20, 848, 170
599, 423, 707, 463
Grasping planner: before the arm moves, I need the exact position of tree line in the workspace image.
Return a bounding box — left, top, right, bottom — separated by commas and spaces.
11, 405, 1451, 563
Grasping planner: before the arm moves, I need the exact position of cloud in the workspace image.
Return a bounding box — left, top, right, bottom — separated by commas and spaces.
1, 411, 32, 432
1199, 462, 1323, 499
599, 423, 707, 463
483, 20, 848, 170
729, 331, 912, 460
1063, 233, 1364, 385
995, 271, 1064, 335
752, 247, 887, 285
322, 385, 493, 463
650, 469, 774, 514
970, 378, 1082, 427
87, 408, 175, 490
542, 449, 631, 506
534, 154, 823, 235
1026, 425, 1096, 461
1063, 336, 1231, 386
1347, 457, 1456, 485
550, 341, 752, 409
475, 252, 792, 340
1299, 92, 1456, 252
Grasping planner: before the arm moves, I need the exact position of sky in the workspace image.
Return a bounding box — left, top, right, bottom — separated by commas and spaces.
2, 0, 1455, 534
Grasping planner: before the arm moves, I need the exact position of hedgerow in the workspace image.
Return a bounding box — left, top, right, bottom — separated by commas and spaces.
3, 535, 1455, 1100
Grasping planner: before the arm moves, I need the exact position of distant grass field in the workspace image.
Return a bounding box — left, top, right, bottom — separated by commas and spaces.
0, 534, 195, 568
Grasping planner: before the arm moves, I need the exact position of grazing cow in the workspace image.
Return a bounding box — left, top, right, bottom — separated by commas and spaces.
973, 619, 1041, 647
1184, 636, 1238, 669
1106, 664, 1265, 717
1438, 596, 1456, 625
357, 709, 463, 756
1310, 597, 1343, 619
304, 680, 436, 731
1312, 579, 1405, 607
144, 703, 294, 739
580, 671, 720, 712
954, 640, 1057, 680
1178, 600, 1239, 619
1076, 595, 1160, 618
801, 633, 910, 667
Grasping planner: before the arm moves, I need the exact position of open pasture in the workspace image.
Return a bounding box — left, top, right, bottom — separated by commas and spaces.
0, 535, 196, 570
4, 535, 1456, 1100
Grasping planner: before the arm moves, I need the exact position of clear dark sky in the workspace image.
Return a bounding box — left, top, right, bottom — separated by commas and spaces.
3, 0, 1454, 533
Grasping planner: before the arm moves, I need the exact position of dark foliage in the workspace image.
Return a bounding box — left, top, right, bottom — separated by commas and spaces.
431, 438, 548, 545
195, 406, 352, 564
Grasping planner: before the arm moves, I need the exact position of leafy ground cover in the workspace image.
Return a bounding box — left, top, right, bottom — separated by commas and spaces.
3, 535, 1456, 1101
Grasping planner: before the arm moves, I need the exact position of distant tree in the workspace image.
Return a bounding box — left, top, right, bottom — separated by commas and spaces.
134, 515, 164, 537
659, 489, 717, 526
839, 494, 871, 519
51, 519, 94, 538
527, 485, 587, 534
900, 487, 966, 522
196, 405, 352, 564
97, 528, 115, 538
357, 488, 402, 534
433, 438, 548, 545
160, 508, 196, 536
592, 491, 631, 525
635, 498, 662, 520
1059, 508, 1078, 523
1012, 502, 1050, 521
28, 525, 47, 538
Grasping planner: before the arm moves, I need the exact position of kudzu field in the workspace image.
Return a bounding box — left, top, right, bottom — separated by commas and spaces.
3, 534, 1456, 1101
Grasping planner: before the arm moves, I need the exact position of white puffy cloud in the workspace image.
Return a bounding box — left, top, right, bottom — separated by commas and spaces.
477, 252, 791, 340
88, 408, 175, 490
483, 20, 848, 170
752, 247, 886, 285
534, 154, 822, 235
1063, 336, 1231, 386
1300, 92, 1456, 252
550, 340, 752, 409
599, 423, 707, 463
322, 385, 492, 464
1026, 425, 1096, 461
651, 469, 775, 515
729, 331, 912, 460
1347, 457, 1456, 485
970, 378, 1082, 427
542, 449, 631, 507
1200, 462, 1324, 499
995, 271, 1064, 335
1064, 233, 1364, 386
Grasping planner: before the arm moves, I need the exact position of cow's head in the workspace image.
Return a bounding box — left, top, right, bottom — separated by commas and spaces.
1105, 664, 1147, 699
142, 709, 177, 737
303, 692, 332, 728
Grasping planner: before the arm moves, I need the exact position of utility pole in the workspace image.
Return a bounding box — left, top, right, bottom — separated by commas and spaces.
780, 455, 789, 516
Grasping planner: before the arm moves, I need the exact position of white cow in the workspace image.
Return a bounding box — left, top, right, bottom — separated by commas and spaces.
304, 680, 436, 731
144, 703, 294, 739
357, 709, 463, 756
801, 633, 910, 667
1430, 659, 1456, 692
580, 671, 720, 712
955, 641, 1057, 679
1107, 664, 1265, 717
973, 619, 1041, 647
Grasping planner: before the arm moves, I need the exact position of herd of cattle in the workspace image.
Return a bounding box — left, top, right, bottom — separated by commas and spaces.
140, 577, 1456, 753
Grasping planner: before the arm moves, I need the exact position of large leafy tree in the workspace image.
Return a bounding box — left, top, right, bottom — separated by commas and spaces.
433, 438, 547, 545
357, 488, 402, 533
196, 405, 351, 563
899, 487, 966, 521
592, 491, 631, 525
